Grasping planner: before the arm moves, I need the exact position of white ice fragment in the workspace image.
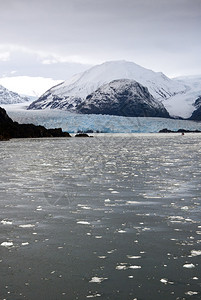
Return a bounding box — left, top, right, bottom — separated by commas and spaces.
181, 206, 189, 210
89, 277, 107, 283
118, 230, 126, 233
95, 236, 102, 239
192, 277, 198, 280
111, 191, 119, 194
98, 256, 106, 259
86, 294, 101, 298
183, 263, 195, 268
191, 250, 201, 257
129, 265, 142, 269
21, 242, 29, 246
196, 231, 201, 235
104, 199, 111, 202
116, 265, 127, 270
185, 291, 198, 296
127, 255, 141, 259
128, 275, 134, 278
1, 220, 12, 225
19, 224, 35, 228
77, 221, 90, 225
160, 278, 168, 284
1, 241, 13, 247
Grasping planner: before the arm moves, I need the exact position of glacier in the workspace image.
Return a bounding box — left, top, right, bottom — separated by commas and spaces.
3, 103, 201, 133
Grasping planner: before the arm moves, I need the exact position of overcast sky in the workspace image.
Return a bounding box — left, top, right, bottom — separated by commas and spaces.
0, 0, 201, 95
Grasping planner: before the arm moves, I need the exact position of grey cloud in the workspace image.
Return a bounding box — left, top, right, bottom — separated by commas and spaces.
0, 0, 201, 77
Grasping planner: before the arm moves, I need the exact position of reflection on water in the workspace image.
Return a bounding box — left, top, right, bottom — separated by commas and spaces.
0, 134, 201, 300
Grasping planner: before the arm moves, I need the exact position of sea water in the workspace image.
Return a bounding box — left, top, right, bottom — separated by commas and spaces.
0, 133, 201, 300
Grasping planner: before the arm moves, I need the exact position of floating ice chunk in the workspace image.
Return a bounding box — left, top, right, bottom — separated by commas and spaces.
128, 275, 134, 278
129, 265, 142, 269
95, 236, 102, 239
196, 231, 201, 235
19, 224, 35, 228
116, 265, 127, 270
1, 220, 12, 225
89, 277, 107, 283
191, 250, 201, 257
181, 206, 189, 210
86, 293, 101, 298
111, 191, 119, 194
185, 291, 198, 296
1, 241, 13, 247
183, 263, 195, 268
192, 277, 198, 280
127, 255, 141, 259
104, 199, 111, 202
118, 230, 126, 233
160, 278, 168, 284
77, 221, 90, 225
21, 242, 29, 246
98, 256, 107, 259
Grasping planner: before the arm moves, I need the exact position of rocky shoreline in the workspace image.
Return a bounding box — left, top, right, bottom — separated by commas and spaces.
0, 107, 71, 140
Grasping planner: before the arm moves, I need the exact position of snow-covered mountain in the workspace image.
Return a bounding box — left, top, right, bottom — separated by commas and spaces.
77, 79, 170, 118
0, 84, 29, 105
28, 60, 186, 112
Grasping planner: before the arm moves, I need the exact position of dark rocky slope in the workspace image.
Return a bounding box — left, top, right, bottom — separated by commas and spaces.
77, 79, 170, 118
0, 107, 70, 140
189, 96, 201, 121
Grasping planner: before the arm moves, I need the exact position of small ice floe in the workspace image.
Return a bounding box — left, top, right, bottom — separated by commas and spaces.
196, 231, 201, 235
98, 256, 107, 259
104, 199, 110, 203
1, 241, 13, 247
128, 275, 134, 279
86, 293, 101, 298
95, 236, 102, 239
89, 277, 107, 283
1, 219, 12, 225
183, 263, 195, 268
21, 242, 29, 246
116, 265, 127, 270
160, 278, 174, 285
36, 206, 43, 211
127, 255, 141, 259
19, 224, 35, 228
117, 230, 126, 233
111, 191, 119, 194
107, 249, 116, 254
129, 265, 141, 269
77, 221, 90, 225
160, 278, 168, 284
185, 291, 198, 296
192, 277, 199, 280
190, 250, 201, 257
181, 206, 189, 210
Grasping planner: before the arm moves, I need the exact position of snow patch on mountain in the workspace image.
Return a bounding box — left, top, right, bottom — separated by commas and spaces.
164, 75, 201, 118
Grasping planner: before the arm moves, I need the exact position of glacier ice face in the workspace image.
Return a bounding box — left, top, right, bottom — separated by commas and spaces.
4, 103, 201, 134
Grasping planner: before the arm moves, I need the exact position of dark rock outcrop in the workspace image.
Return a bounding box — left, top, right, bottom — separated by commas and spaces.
0, 107, 71, 140
189, 96, 201, 121
159, 128, 201, 133
76, 79, 170, 118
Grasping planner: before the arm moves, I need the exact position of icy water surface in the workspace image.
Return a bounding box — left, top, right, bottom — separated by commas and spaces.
0, 133, 201, 300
